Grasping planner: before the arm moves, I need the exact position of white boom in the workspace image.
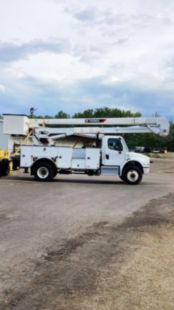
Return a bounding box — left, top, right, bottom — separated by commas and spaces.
2, 115, 170, 146
30, 117, 169, 144
34, 116, 169, 128
30, 116, 169, 133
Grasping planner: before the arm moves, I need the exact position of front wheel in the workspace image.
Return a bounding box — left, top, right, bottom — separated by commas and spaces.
122, 166, 142, 185
33, 163, 54, 181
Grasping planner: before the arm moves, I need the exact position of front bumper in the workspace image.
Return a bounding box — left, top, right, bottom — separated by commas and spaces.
143, 166, 150, 175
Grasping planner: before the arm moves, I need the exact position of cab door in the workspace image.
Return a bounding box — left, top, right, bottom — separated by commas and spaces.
102, 136, 126, 166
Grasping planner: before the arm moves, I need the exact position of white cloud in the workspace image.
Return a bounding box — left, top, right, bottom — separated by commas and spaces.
0, 0, 72, 42
0, 84, 6, 93
0, 0, 174, 115
7, 52, 105, 84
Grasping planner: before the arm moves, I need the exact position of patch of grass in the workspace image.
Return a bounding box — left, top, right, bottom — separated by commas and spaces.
145, 152, 162, 158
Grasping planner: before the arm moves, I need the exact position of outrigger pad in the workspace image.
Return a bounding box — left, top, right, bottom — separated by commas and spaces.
0, 159, 10, 177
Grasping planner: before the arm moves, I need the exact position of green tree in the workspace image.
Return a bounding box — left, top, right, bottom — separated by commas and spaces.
73, 107, 141, 118
73, 109, 94, 118
55, 110, 69, 118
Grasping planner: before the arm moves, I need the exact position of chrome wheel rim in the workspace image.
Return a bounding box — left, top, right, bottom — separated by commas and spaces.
127, 170, 139, 182
37, 167, 49, 179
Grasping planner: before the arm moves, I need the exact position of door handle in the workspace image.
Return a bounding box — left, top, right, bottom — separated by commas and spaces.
106, 154, 109, 159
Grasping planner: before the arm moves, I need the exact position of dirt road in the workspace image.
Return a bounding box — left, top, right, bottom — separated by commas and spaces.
0, 155, 174, 309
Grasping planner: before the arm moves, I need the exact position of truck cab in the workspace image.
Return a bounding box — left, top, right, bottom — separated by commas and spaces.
100, 135, 150, 184
102, 136, 127, 166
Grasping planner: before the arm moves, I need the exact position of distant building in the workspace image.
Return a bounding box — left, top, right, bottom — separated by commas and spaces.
0, 119, 10, 150
0, 118, 19, 152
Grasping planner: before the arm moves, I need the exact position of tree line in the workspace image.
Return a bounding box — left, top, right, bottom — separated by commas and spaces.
54, 107, 141, 119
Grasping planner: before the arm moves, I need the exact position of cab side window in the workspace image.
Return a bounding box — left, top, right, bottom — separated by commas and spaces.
108, 138, 123, 151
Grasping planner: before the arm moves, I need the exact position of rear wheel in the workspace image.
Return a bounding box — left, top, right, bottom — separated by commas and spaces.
52, 170, 57, 178
33, 162, 54, 181
122, 166, 142, 185
0, 159, 10, 176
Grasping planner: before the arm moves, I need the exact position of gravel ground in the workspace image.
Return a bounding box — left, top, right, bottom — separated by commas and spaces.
0, 154, 174, 309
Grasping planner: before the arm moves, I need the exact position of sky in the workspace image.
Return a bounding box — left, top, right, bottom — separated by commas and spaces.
0, 0, 174, 119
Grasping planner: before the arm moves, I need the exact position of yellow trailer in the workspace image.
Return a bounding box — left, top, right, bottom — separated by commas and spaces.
0, 150, 10, 159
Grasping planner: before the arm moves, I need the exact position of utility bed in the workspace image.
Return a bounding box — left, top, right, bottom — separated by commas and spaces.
20, 145, 101, 171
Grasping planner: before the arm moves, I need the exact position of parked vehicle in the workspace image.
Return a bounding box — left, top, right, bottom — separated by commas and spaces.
18, 115, 169, 184
1, 114, 170, 184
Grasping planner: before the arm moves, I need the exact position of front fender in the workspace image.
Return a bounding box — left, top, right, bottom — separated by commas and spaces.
120, 160, 144, 176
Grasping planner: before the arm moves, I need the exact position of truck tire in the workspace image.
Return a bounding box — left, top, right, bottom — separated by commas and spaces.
33, 162, 54, 181
0, 159, 10, 177
52, 170, 57, 178
12, 157, 20, 170
119, 175, 125, 182
122, 166, 142, 185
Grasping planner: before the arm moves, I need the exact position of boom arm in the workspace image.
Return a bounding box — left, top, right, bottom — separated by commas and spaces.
31, 117, 170, 144
2, 115, 170, 146
31, 116, 169, 131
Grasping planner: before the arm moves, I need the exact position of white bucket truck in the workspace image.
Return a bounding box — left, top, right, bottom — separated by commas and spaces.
3, 115, 170, 184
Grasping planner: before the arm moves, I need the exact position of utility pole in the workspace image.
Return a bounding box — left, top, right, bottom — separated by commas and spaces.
30, 107, 37, 118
